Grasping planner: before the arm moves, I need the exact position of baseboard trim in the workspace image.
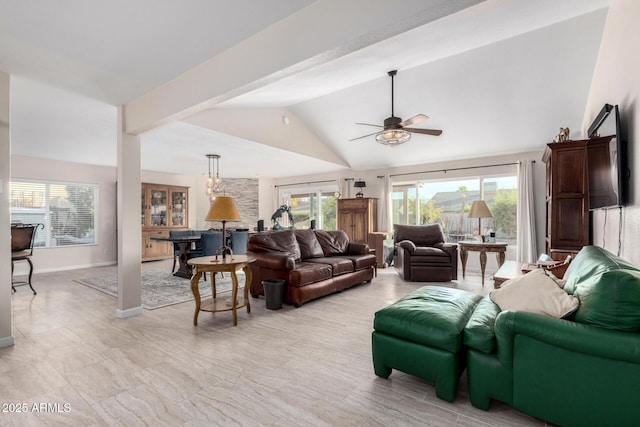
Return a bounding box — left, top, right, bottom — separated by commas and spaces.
16, 261, 118, 276
0, 335, 16, 348
115, 306, 143, 318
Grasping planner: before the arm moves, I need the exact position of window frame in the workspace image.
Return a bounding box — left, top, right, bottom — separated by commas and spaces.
391, 171, 518, 245
277, 183, 339, 230
10, 178, 99, 248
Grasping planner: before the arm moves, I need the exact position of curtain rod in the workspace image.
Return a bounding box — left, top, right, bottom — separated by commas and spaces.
390, 161, 533, 178
274, 179, 337, 188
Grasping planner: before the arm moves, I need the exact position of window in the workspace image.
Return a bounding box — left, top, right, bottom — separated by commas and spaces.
287, 191, 337, 230
278, 182, 338, 231
392, 174, 517, 245
10, 180, 98, 247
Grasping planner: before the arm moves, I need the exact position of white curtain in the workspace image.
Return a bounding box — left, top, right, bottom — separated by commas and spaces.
380, 174, 392, 232
342, 178, 351, 199
517, 160, 538, 263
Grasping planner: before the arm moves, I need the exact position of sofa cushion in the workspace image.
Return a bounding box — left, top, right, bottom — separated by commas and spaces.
394, 223, 445, 246
572, 268, 640, 331
295, 229, 324, 259
374, 286, 482, 353
490, 268, 578, 319
288, 261, 332, 287
410, 247, 452, 264
247, 230, 301, 260
564, 245, 640, 294
337, 254, 376, 270
306, 257, 354, 275
315, 230, 349, 255
464, 294, 500, 354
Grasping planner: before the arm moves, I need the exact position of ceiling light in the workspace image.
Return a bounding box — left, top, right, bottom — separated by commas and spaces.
205, 154, 222, 202
375, 129, 411, 146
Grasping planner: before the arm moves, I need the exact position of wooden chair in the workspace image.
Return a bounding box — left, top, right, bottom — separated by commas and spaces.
11, 223, 42, 294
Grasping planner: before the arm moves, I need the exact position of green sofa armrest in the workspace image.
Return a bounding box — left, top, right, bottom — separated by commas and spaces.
495, 311, 640, 368
464, 295, 500, 353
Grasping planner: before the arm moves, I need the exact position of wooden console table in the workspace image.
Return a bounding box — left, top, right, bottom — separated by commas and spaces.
188, 255, 256, 326
458, 240, 508, 286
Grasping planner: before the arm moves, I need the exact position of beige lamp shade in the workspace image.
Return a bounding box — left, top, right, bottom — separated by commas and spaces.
468, 200, 492, 238
467, 200, 493, 219
205, 196, 241, 222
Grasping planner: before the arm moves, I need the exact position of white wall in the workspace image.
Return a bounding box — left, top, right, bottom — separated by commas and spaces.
582, 0, 640, 265
10, 156, 201, 273
11, 155, 118, 273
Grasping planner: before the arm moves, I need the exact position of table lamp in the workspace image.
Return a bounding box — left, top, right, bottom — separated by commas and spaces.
205, 196, 241, 259
354, 180, 366, 198
467, 200, 492, 239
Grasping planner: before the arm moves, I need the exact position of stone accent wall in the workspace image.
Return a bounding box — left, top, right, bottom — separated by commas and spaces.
221, 178, 259, 230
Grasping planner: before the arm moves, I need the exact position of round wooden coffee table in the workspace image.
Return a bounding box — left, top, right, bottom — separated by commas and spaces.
188, 254, 256, 326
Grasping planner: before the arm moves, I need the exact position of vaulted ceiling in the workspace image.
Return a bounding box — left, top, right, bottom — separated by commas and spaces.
1, 0, 611, 178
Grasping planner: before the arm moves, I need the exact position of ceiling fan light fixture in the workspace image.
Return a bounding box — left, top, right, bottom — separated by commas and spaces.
375, 129, 411, 146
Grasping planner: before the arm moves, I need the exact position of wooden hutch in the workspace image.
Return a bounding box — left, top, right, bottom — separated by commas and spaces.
141, 182, 189, 261
337, 197, 377, 243
542, 136, 614, 261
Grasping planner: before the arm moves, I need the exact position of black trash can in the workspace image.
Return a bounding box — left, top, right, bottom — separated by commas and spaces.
262, 279, 285, 310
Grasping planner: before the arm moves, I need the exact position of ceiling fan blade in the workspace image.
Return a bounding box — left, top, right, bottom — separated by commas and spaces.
349, 131, 380, 141
405, 127, 443, 136
355, 122, 383, 128
399, 114, 429, 127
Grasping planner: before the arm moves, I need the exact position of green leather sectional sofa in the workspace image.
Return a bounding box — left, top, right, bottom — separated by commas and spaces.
465, 246, 640, 426
373, 245, 640, 427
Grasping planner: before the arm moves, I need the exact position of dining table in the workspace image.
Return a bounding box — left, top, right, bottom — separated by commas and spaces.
150, 235, 201, 278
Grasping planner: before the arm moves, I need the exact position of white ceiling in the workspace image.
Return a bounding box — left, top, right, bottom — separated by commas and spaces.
2, 0, 612, 179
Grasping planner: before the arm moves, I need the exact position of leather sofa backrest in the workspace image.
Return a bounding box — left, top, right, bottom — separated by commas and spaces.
294, 229, 324, 259
247, 229, 301, 260
314, 230, 349, 256
564, 246, 640, 332
394, 223, 445, 247
564, 245, 640, 294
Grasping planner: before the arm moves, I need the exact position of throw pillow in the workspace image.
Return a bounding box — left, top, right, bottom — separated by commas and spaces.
490, 268, 579, 318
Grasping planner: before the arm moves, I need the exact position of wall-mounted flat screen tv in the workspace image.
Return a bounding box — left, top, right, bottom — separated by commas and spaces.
587, 104, 627, 209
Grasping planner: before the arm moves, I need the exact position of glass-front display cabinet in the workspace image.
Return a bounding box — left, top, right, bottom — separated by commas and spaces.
169, 188, 187, 227
141, 183, 189, 261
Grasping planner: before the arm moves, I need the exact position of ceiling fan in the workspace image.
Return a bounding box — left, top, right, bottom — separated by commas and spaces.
350, 70, 442, 146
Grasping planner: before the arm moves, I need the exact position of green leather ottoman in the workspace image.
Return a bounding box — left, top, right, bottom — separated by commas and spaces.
372, 286, 482, 401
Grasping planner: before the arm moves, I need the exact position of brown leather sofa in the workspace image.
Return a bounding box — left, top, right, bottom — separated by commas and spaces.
393, 223, 458, 282
247, 229, 376, 307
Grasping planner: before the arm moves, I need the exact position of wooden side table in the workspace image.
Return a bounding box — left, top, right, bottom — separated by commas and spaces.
493, 260, 528, 289
188, 254, 256, 326
458, 240, 508, 286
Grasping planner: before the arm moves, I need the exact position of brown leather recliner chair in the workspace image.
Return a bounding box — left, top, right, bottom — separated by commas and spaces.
393, 223, 458, 281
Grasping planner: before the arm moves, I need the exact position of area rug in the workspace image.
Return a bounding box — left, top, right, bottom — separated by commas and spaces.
75, 269, 244, 310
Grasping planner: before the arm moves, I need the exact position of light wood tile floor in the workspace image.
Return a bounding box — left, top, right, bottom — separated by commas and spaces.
1, 261, 552, 426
